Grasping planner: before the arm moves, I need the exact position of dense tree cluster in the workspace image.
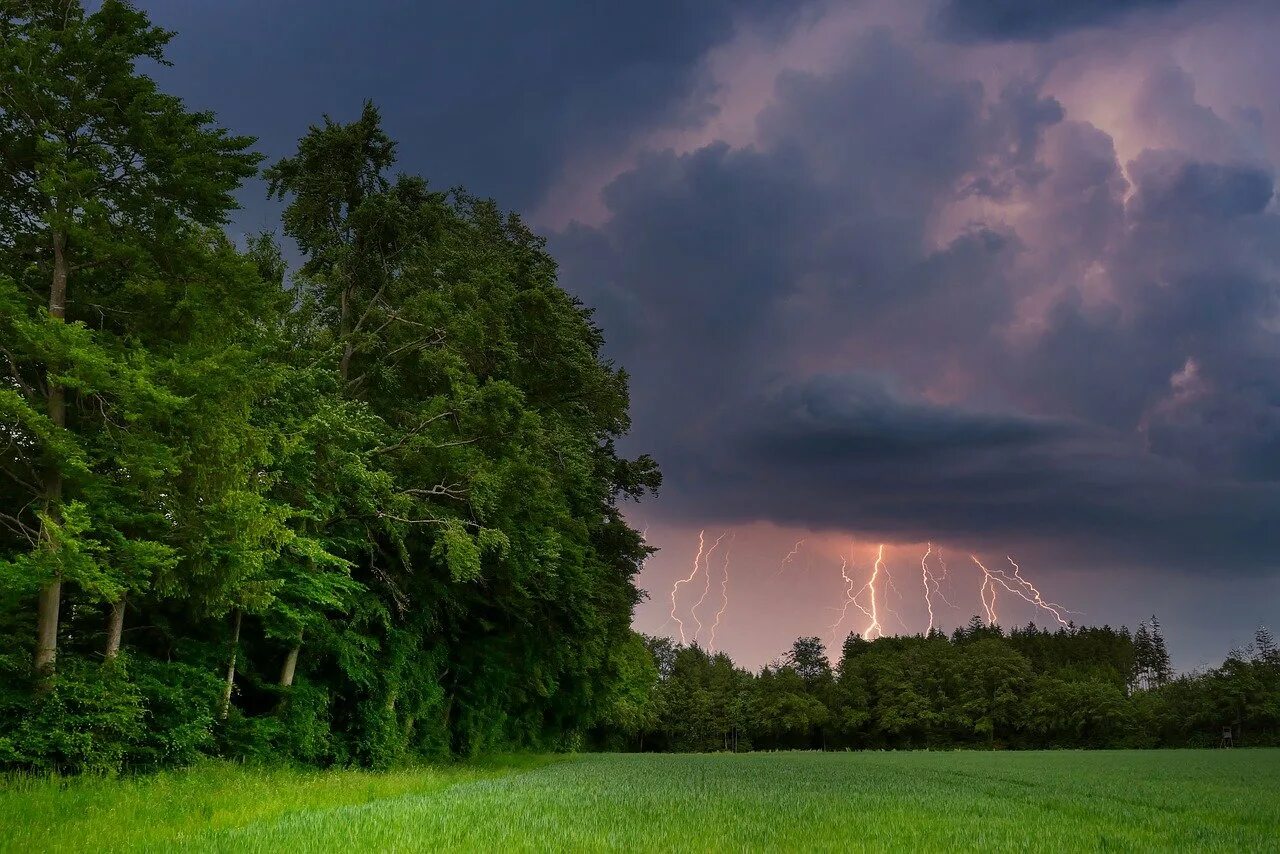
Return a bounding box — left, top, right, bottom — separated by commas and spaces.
0, 1, 657, 772
595, 620, 1280, 752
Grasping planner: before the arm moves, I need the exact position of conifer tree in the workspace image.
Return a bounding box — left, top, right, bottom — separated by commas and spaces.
1133, 621, 1153, 690
1149, 615, 1172, 688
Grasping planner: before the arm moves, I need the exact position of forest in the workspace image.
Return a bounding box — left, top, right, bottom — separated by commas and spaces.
0, 0, 658, 773
593, 620, 1280, 752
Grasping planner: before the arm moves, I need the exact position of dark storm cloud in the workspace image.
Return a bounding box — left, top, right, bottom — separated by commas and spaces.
1128, 156, 1273, 221
558, 29, 1059, 397
743, 375, 1071, 465
1012, 129, 1280, 438
557, 30, 1059, 384
134, 0, 808, 216
719, 375, 1280, 571
554, 30, 1280, 574
936, 0, 1190, 41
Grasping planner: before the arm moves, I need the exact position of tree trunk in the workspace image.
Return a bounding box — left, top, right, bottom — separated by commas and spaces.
34, 229, 69, 676
279, 639, 301, 687
219, 609, 242, 720
104, 595, 126, 661
34, 582, 61, 676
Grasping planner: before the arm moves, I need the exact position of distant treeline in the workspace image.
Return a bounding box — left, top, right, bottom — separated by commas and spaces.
0, 2, 657, 773
592, 620, 1280, 751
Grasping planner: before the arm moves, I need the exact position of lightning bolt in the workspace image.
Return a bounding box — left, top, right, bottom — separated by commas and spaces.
670, 530, 706, 644
690, 530, 729, 645
773, 539, 806, 577
920, 543, 958, 635
932, 548, 958, 609
1002, 555, 1071, 627
921, 543, 937, 635
829, 551, 860, 647
831, 543, 898, 643
708, 533, 735, 652
969, 554, 1075, 628
971, 555, 1000, 626
859, 544, 885, 640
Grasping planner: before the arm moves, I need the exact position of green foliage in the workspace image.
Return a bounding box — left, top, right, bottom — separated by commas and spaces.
0, 658, 142, 773
599, 621, 1280, 752
0, 1, 656, 774
128, 658, 222, 769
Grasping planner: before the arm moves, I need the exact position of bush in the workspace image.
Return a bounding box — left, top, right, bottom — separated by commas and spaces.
128, 658, 222, 769
0, 658, 143, 774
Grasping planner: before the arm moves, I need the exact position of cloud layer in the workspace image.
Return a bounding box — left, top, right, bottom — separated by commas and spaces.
552, 6, 1280, 576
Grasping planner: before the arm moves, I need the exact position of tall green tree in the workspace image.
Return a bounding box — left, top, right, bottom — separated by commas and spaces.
0, 0, 257, 674
264, 105, 657, 759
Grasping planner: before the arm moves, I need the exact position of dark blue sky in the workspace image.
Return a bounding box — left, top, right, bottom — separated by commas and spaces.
137, 0, 1280, 667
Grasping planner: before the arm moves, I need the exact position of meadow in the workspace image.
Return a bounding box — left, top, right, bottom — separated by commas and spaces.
2, 750, 1277, 852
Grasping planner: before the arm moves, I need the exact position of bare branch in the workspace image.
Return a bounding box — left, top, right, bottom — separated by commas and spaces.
376, 510, 479, 529
0, 511, 38, 546
401, 482, 468, 502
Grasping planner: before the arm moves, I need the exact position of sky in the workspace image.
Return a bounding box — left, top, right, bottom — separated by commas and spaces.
136, 0, 1280, 670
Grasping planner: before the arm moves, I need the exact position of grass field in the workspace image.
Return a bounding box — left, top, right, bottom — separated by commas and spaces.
2, 750, 1277, 852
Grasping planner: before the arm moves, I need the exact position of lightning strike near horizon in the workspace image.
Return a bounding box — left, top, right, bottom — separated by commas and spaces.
859, 545, 886, 640
920, 543, 957, 634
829, 552, 861, 647
971, 555, 999, 625
921, 543, 936, 635
932, 548, 958, 609
969, 554, 1075, 628
774, 539, 806, 577
690, 530, 729, 645
708, 533, 735, 652
1001, 555, 1072, 627
669, 530, 706, 644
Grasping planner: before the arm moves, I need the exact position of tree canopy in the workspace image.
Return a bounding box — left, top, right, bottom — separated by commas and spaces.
592, 621, 1280, 752
0, 0, 657, 772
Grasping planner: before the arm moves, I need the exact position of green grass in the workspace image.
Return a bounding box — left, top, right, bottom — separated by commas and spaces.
3, 751, 1277, 852
0, 754, 556, 853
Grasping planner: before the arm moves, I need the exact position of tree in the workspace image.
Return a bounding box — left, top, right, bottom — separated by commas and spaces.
956, 639, 1031, 747
264, 101, 434, 390
264, 104, 658, 760
596, 631, 661, 750
0, 0, 257, 675
1133, 621, 1154, 691
1255, 627, 1278, 667
1149, 616, 1172, 688
786, 636, 832, 685
750, 664, 829, 750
